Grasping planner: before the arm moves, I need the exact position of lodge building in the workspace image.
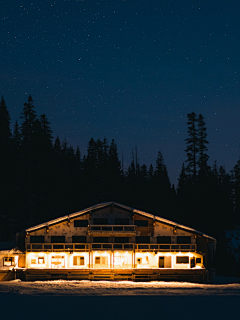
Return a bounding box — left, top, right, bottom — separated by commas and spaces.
0, 202, 216, 282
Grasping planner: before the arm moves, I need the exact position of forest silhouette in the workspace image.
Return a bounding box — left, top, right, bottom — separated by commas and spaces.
1, 95, 239, 276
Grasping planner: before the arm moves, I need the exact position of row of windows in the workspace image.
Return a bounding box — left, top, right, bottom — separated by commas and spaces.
28, 256, 201, 267
30, 236, 192, 244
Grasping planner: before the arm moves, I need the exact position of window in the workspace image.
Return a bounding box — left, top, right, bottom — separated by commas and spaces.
95, 256, 108, 265
72, 236, 86, 243
74, 220, 88, 227
115, 218, 129, 225
177, 236, 191, 244
93, 218, 108, 225
157, 236, 171, 244
196, 258, 201, 264
73, 256, 85, 266
51, 256, 65, 267
3, 257, 14, 266
30, 236, 45, 243
31, 256, 45, 265
137, 258, 142, 264
136, 236, 150, 244
135, 220, 148, 227
51, 236, 65, 243
176, 256, 189, 264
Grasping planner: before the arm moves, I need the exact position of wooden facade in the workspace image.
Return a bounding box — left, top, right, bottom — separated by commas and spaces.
0, 202, 216, 282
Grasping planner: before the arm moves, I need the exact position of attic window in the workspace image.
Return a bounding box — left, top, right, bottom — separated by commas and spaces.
51, 236, 65, 243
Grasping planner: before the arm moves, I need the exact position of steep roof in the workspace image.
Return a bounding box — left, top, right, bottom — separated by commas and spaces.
25, 202, 216, 242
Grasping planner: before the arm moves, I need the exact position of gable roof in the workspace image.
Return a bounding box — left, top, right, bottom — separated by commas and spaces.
25, 202, 216, 242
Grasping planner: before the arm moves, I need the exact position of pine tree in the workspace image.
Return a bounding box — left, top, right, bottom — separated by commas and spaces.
197, 114, 209, 173
0, 96, 11, 148
185, 112, 198, 177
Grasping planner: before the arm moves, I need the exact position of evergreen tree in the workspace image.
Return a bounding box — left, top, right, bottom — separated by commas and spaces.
185, 112, 198, 177
0, 96, 11, 148
21, 94, 37, 146
197, 114, 209, 173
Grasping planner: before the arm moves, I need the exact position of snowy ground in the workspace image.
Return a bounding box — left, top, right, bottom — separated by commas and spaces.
0, 278, 240, 296
0, 279, 239, 320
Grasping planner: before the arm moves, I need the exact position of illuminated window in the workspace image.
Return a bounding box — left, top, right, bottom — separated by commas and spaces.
159, 257, 164, 268
51, 256, 65, 268
73, 256, 85, 266
3, 257, 14, 266
31, 259, 36, 264
176, 256, 189, 264
95, 257, 101, 264
95, 256, 108, 265
38, 257, 45, 264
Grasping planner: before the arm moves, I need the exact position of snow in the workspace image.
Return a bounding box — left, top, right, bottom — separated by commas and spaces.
0, 278, 240, 296
0, 279, 240, 320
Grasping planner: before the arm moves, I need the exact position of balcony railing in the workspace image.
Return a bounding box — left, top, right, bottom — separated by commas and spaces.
26, 243, 196, 252
88, 225, 136, 234
135, 244, 197, 252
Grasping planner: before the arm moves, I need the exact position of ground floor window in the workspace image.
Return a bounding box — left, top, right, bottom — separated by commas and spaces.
95, 256, 108, 265
31, 256, 45, 265
3, 257, 14, 266
176, 256, 189, 264
73, 256, 85, 266
51, 256, 65, 268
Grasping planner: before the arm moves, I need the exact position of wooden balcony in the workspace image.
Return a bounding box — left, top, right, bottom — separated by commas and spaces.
88, 225, 136, 236
26, 242, 197, 252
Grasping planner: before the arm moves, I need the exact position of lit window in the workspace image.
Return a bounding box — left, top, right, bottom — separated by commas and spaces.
3, 257, 14, 266
95, 256, 108, 265
176, 256, 189, 264
73, 256, 85, 266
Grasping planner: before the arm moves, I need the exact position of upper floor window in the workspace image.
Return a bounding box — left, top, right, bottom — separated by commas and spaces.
93, 218, 108, 225
30, 236, 45, 243
135, 220, 148, 227
51, 236, 65, 243
74, 220, 88, 227
177, 236, 191, 244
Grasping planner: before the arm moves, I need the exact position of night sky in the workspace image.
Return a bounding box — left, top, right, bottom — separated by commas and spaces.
1, 0, 240, 185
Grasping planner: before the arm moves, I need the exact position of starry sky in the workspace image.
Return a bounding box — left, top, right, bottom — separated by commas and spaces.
1, 0, 240, 185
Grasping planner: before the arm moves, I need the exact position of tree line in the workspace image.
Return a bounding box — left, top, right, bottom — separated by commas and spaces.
1, 97, 240, 275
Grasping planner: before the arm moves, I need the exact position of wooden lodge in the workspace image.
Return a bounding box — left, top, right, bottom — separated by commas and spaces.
0, 202, 216, 282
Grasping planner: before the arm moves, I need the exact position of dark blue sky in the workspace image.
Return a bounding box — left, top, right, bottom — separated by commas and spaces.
1, 0, 240, 184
